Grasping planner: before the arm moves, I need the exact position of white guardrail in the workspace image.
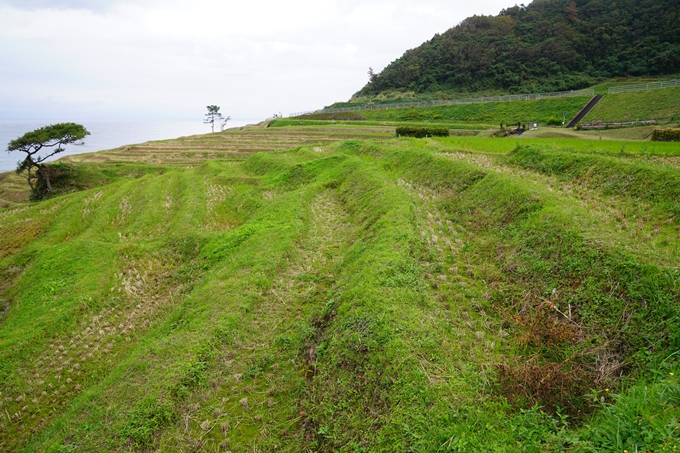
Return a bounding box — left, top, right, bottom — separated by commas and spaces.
608, 79, 680, 94
289, 88, 595, 118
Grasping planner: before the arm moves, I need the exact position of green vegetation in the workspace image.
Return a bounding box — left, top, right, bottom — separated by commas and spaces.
293, 112, 365, 121
311, 80, 678, 131
326, 76, 680, 109
7, 123, 90, 200
1, 121, 679, 451
587, 87, 680, 123
270, 118, 487, 131
355, 0, 680, 98
348, 96, 587, 125
395, 126, 449, 138
653, 128, 680, 142
437, 135, 680, 156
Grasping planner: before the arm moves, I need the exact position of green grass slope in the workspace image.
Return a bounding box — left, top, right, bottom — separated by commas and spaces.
585, 87, 680, 123
322, 97, 588, 126
319, 86, 680, 130
318, 79, 680, 130
1, 130, 679, 452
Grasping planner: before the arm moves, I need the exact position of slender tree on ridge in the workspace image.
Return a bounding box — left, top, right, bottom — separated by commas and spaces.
204, 105, 223, 133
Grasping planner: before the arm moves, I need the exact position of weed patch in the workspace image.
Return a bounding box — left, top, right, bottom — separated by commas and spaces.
121, 398, 177, 447
495, 357, 596, 417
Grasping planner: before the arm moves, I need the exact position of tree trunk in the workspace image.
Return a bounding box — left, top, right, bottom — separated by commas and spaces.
25, 166, 36, 194
37, 165, 52, 193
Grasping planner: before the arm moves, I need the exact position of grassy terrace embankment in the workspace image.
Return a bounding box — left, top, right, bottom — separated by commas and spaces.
0, 123, 393, 208
1, 125, 679, 452
586, 86, 680, 123
310, 82, 680, 127
270, 118, 486, 131
304, 96, 588, 125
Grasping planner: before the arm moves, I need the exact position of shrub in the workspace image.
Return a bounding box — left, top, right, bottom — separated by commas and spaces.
121, 399, 177, 447
495, 357, 596, 418
546, 116, 562, 126
651, 128, 680, 141
395, 126, 449, 138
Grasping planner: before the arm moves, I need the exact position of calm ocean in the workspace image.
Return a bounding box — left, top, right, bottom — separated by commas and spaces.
0, 118, 256, 173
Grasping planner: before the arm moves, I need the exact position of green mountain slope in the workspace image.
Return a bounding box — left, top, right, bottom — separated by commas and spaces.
1, 127, 679, 451
357, 0, 680, 98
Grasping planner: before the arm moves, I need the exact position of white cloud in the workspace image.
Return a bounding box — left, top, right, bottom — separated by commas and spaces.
0, 0, 514, 119
0, 0, 122, 11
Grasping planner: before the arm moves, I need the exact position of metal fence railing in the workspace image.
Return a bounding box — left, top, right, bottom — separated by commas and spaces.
288, 89, 595, 118
580, 119, 659, 129
581, 116, 678, 129
288, 110, 318, 118
608, 79, 680, 94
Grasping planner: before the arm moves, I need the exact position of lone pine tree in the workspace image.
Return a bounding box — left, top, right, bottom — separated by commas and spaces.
7, 122, 90, 199
204, 105, 223, 133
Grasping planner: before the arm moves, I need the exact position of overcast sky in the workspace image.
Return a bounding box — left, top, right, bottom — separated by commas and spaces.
0, 0, 514, 120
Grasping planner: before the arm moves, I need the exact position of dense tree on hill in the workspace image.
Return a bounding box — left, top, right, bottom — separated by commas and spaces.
356, 0, 680, 97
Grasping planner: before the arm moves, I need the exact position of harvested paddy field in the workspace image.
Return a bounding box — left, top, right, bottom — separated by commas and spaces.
1, 124, 679, 452
62, 123, 394, 166
0, 124, 393, 208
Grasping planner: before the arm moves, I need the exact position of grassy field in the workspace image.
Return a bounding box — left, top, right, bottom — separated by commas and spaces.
436, 136, 680, 157
1, 122, 679, 452
270, 118, 488, 131
585, 87, 680, 123
301, 77, 680, 128
327, 76, 680, 108
337, 97, 588, 125
0, 124, 393, 208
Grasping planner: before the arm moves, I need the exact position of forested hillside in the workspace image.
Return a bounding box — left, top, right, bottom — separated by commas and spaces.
356, 0, 680, 97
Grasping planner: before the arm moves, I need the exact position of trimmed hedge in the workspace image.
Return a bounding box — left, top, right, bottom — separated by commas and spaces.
396, 126, 449, 138
652, 128, 680, 142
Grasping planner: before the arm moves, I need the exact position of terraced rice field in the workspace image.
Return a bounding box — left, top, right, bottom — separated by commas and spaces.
0, 124, 393, 208
61, 124, 394, 166
1, 126, 679, 452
